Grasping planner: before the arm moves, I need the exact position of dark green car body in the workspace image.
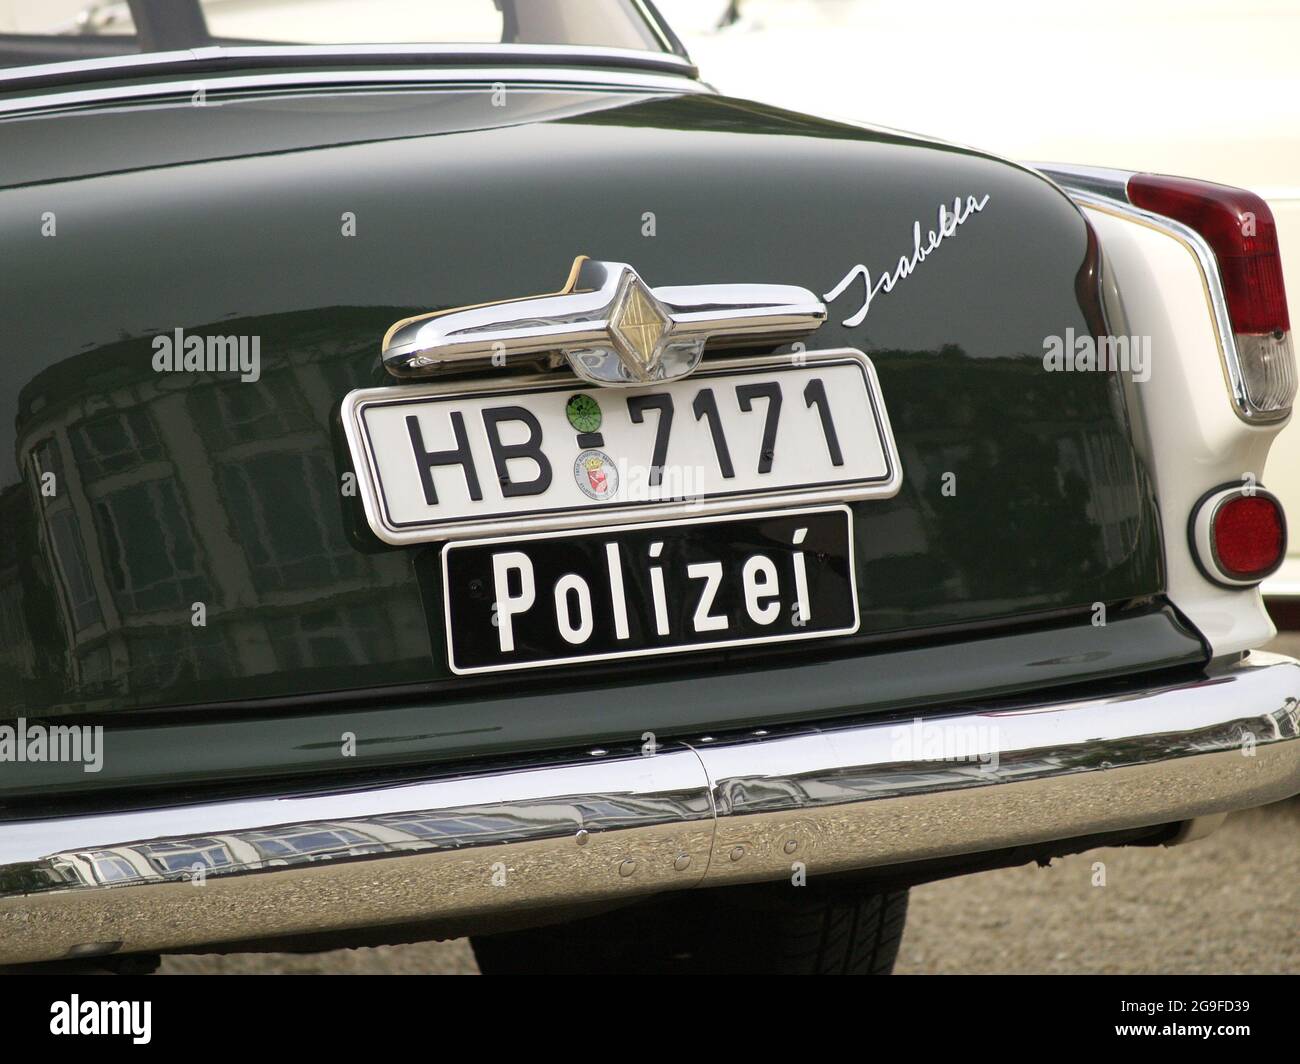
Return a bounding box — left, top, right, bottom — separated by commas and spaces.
4, 0, 1300, 974
0, 72, 1203, 802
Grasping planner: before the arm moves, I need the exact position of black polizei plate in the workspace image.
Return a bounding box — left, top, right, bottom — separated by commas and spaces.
441, 506, 858, 674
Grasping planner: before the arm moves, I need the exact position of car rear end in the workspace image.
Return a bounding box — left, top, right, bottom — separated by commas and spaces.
0, 1, 1297, 970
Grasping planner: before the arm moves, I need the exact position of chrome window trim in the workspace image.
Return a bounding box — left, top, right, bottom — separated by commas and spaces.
630, 0, 682, 57
1035, 162, 1283, 425
0, 43, 698, 91
0, 65, 707, 117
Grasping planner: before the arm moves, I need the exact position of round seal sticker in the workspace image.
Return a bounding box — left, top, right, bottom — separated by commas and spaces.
574, 448, 619, 501
565, 393, 602, 434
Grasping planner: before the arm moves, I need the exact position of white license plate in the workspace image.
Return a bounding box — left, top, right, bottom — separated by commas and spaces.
342, 349, 900, 544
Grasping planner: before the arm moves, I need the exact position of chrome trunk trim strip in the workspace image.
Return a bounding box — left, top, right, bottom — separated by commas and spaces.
0, 66, 705, 118
1, 652, 1296, 964
0, 44, 698, 88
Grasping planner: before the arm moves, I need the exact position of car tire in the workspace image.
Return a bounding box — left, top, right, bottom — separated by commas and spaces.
471, 882, 909, 975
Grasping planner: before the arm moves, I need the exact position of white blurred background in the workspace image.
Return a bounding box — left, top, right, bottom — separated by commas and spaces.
656, 0, 1299, 294
656, 0, 1298, 188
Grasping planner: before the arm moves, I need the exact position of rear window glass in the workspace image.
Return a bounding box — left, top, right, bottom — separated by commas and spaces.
0, 0, 670, 72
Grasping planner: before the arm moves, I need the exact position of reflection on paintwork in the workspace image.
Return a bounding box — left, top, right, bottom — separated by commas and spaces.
3, 317, 432, 717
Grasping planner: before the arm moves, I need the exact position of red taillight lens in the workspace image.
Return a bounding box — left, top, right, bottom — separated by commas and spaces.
1128, 174, 1289, 334
1128, 173, 1296, 418
1213, 494, 1285, 579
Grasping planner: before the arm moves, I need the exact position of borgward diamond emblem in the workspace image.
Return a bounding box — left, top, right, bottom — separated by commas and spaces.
381, 256, 828, 387
609, 275, 670, 378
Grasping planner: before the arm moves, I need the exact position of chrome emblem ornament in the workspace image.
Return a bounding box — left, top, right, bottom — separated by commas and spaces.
609, 274, 670, 379
382, 257, 827, 388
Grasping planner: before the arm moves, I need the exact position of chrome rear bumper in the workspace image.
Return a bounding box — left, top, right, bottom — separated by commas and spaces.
2, 652, 1298, 965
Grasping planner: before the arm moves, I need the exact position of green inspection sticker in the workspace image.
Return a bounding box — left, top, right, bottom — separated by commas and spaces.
565, 393, 602, 434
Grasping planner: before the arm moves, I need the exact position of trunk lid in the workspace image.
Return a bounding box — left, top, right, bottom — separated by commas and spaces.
0, 83, 1164, 717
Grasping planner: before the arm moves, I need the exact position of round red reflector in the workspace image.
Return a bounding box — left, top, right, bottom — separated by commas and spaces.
1213, 495, 1284, 577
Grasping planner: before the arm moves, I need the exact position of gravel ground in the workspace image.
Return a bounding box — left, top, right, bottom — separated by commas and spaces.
160, 632, 1300, 976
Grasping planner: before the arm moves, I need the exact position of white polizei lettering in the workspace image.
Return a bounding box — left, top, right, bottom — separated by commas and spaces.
687, 561, 728, 632
605, 542, 630, 640
553, 574, 594, 645
648, 541, 670, 636
492, 551, 535, 653
791, 527, 811, 625
742, 555, 781, 625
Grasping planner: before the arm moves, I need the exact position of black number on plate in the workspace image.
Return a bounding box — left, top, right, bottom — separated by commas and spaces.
692, 387, 735, 479
626, 393, 674, 487
735, 381, 782, 474
803, 377, 844, 467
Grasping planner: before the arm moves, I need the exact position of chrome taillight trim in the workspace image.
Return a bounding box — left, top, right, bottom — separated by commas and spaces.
1035, 162, 1291, 425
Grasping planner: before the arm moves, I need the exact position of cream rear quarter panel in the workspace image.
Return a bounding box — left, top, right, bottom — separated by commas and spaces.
1086, 205, 1280, 656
